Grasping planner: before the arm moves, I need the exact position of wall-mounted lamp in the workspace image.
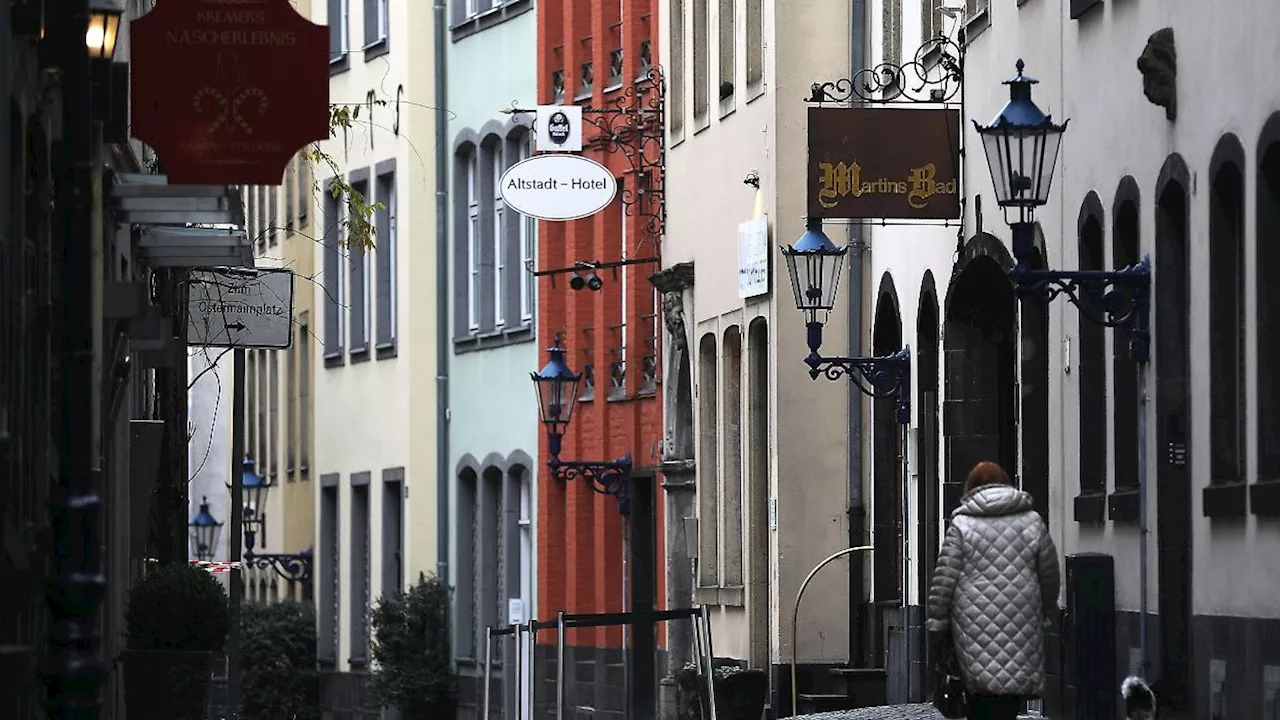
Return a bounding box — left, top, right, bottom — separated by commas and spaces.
570, 271, 603, 291
87, 0, 124, 61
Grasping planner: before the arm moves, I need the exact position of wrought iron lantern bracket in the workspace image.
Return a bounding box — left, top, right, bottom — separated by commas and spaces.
803, 328, 912, 424
1010, 257, 1152, 364
547, 453, 634, 516
242, 548, 313, 587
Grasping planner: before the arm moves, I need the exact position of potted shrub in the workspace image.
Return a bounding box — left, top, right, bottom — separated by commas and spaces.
121, 562, 230, 720
673, 660, 769, 720
242, 601, 319, 720
369, 572, 457, 719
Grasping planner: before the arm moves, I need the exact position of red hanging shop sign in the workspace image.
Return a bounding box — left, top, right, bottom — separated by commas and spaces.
131, 0, 330, 185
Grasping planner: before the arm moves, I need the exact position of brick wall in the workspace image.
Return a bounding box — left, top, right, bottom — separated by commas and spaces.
534, 0, 666, 654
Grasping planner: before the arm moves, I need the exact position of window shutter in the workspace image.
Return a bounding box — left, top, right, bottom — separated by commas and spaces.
450, 0, 463, 26
363, 0, 378, 46
375, 173, 394, 346
452, 154, 471, 339
349, 241, 366, 351
328, 0, 342, 59
323, 193, 343, 359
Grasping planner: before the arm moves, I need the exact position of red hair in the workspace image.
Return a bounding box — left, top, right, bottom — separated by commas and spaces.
964, 461, 1012, 495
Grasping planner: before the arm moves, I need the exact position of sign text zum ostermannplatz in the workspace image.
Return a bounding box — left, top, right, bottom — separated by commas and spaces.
807, 107, 961, 220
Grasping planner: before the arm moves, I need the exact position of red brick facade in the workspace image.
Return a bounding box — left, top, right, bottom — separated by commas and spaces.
535, 0, 665, 654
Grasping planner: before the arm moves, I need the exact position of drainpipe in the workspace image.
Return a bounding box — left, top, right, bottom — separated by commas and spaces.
433, 0, 451, 650
846, 0, 869, 671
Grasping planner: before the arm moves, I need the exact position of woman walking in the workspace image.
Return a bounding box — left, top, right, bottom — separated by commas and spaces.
927, 461, 1061, 720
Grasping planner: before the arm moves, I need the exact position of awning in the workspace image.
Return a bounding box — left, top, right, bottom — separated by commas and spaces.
113, 172, 245, 226
137, 226, 253, 268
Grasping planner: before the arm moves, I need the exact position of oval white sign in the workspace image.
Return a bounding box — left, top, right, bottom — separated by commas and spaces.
499, 154, 617, 222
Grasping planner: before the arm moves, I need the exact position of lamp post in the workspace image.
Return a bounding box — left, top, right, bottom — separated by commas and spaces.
973, 59, 1152, 361
779, 217, 915, 695
973, 59, 1153, 676
780, 218, 911, 417
531, 339, 634, 515
238, 457, 314, 600
189, 497, 224, 563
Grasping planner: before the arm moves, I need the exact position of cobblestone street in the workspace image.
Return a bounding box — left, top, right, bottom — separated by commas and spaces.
793, 704, 944, 720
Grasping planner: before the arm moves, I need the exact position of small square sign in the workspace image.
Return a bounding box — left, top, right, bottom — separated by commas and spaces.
536, 105, 583, 152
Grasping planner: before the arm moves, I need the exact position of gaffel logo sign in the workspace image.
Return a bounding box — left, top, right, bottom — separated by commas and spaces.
547, 111, 571, 145
535, 105, 583, 152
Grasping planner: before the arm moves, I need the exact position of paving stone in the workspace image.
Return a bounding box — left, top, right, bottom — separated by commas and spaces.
792, 704, 944, 720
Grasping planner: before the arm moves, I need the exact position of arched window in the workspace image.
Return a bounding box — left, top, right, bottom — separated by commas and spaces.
1111, 178, 1142, 511
1207, 135, 1247, 499
697, 333, 719, 588
721, 326, 743, 587
1076, 193, 1107, 521
1256, 117, 1280, 516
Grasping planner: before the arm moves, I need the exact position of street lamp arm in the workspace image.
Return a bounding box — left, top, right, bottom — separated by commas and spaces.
1010, 255, 1152, 363
548, 454, 634, 516
242, 550, 313, 587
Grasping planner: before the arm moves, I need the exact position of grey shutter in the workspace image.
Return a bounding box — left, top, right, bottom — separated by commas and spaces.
298, 159, 309, 220
363, 0, 378, 46
328, 0, 342, 59
479, 144, 497, 332
503, 136, 523, 326
375, 172, 394, 347
323, 192, 343, 360
450, 0, 463, 26
349, 235, 367, 353
452, 152, 471, 339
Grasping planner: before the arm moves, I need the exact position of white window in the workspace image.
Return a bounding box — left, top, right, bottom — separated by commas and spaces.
375, 0, 388, 42
467, 155, 480, 331
520, 139, 536, 322
465, 0, 479, 18
493, 149, 506, 328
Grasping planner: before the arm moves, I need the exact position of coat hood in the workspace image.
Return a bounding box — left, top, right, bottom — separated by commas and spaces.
952, 483, 1034, 518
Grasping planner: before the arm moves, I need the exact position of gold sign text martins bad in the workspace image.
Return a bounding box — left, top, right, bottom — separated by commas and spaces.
815, 161, 957, 211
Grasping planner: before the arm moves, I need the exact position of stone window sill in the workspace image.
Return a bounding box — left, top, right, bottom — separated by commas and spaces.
1203, 481, 1247, 519
1108, 487, 1140, 522
695, 584, 744, 607
1251, 479, 1280, 518
1073, 491, 1107, 524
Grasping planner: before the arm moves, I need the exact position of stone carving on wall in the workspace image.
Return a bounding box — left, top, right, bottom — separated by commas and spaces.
1137, 27, 1177, 122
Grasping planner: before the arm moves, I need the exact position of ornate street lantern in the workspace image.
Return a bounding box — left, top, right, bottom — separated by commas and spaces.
973, 60, 1069, 216
531, 338, 582, 444
242, 456, 269, 532
86, 0, 124, 60
780, 218, 848, 328
189, 496, 223, 562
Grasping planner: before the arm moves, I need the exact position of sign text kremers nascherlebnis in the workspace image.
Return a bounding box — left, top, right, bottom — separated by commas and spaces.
807, 107, 961, 220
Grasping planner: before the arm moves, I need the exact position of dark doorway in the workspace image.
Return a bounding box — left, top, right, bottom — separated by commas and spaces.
1154, 156, 1193, 713
872, 273, 906, 699
943, 242, 1018, 516
916, 274, 941, 689
629, 473, 657, 720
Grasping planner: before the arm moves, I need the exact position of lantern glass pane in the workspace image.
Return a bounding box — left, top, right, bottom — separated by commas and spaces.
784, 251, 805, 310
980, 129, 1015, 204
85, 13, 107, 58
102, 14, 120, 59
1031, 126, 1064, 205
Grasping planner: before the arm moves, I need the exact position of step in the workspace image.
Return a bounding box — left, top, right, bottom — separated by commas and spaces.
829, 667, 888, 707
796, 692, 855, 714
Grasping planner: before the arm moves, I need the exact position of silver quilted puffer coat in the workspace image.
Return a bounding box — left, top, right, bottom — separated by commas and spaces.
926, 484, 1061, 697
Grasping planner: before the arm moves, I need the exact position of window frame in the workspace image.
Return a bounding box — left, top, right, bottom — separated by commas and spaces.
519, 136, 535, 323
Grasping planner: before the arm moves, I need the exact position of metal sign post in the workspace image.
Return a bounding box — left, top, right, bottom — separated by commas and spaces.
186, 267, 295, 719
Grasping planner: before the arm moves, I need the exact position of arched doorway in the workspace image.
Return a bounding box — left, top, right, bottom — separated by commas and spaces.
915, 273, 940, 660
1154, 154, 1193, 712
872, 272, 905, 698
943, 237, 1018, 516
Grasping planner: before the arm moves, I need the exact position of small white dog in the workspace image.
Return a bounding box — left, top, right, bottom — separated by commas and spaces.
1121, 675, 1157, 719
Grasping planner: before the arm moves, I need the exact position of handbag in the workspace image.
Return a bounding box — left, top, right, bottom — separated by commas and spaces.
931, 632, 970, 719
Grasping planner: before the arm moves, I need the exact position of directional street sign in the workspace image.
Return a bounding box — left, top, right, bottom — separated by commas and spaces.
187, 268, 294, 349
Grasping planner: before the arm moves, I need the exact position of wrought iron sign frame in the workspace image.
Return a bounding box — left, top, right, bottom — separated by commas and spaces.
506, 66, 667, 253
807, 35, 964, 106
